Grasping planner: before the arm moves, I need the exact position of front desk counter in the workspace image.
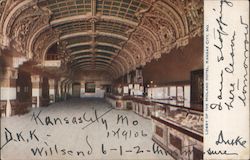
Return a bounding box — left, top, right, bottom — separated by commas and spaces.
151, 105, 203, 160
132, 97, 164, 119
105, 94, 203, 160
105, 94, 133, 110
105, 94, 163, 119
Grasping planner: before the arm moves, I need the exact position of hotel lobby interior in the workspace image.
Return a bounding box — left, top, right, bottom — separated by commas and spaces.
0, 0, 203, 159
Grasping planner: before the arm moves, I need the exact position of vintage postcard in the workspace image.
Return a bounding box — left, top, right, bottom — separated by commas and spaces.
0, 0, 249, 160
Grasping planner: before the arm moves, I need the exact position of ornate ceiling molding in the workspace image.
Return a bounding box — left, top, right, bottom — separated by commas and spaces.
28, 15, 134, 56
114, 0, 203, 72
1, 0, 32, 48
38, 31, 129, 61
123, 40, 146, 66
1, 0, 203, 78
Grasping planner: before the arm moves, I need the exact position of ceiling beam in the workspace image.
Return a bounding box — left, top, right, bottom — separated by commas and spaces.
41, 32, 126, 61
72, 55, 112, 61
67, 42, 121, 50
71, 63, 119, 76
28, 15, 134, 57
71, 49, 116, 56
71, 59, 111, 67
71, 57, 112, 64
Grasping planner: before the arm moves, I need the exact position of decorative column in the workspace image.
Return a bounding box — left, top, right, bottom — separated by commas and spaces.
69, 82, 73, 96
64, 80, 69, 100
49, 79, 55, 103
0, 67, 18, 117
31, 75, 42, 108
66, 81, 73, 99
62, 81, 66, 101
59, 77, 66, 101
57, 80, 62, 101
54, 79, 59, 102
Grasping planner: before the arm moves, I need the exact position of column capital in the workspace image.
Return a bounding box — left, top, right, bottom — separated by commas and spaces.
31, 75, 43, 89
60, 77, 67, 82
31, 75, 43, 83
2, 67, 18, 79
49, 79, 55, 86
0, 67, 18, 87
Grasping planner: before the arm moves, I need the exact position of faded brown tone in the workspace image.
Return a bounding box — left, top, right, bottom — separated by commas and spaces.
0, 0, 203, 80
142, 37, 203, 85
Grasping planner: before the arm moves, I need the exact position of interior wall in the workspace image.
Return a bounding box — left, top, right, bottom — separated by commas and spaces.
80, 80, 108, 98
142, 37, 203, 85
72, 70, 112, 98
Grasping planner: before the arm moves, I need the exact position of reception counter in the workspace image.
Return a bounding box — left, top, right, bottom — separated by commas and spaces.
105, 94, 162, 119
105, 93, 203, 160
151, 106, 203, 160
105, 94, 133, 110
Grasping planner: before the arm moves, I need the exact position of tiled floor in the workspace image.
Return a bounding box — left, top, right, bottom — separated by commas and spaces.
0, 98, 174, 160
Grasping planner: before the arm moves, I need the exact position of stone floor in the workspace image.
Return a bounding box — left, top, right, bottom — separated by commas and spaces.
1, 98, 174, 160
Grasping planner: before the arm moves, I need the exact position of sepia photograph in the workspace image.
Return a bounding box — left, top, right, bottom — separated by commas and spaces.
0, 0, 248, 159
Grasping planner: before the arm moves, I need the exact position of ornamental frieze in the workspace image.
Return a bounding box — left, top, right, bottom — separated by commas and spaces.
7, 4, 52, 55
0, 0, 203, 78
142, 15, 176, 47
0, 0, 7, 21
33, 28, 59, 63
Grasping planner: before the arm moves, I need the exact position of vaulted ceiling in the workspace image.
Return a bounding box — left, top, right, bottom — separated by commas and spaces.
0, 0, 203, 79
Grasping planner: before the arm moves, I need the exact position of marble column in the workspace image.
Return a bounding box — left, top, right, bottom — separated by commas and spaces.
64, 80, 68, 100
0, 67, 18, 117
59, 77, 66, 101
49, 79, 55, 103
57, 80, 61, 101
31, 75, 42, 108
69, 82, 73, 96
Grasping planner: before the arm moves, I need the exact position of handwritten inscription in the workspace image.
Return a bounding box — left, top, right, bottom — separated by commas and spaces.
213, 0, 233, 62
238, 16, 249, 106
205, 0, 249, 158
215, 130, 246, 148
1, 128, 40, 150
210, 0, 249, 111
101, 143, 168, 156
205, 130, 247, 156
31, 136, 93, 157
31, 109, 111, 130
1, 108, 169, 159
225, 31, 235, 74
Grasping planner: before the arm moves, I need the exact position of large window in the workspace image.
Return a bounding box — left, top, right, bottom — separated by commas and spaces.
85, 82, 95, 93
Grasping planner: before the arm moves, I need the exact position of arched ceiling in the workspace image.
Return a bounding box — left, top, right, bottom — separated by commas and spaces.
0, 0, 203, 79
